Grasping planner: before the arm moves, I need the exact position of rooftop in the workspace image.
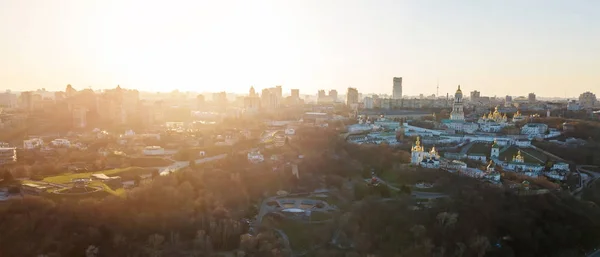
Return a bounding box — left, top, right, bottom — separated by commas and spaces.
359, 109, 430, 116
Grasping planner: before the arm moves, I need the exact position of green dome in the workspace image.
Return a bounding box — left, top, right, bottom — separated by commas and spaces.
491, 140, 499, 148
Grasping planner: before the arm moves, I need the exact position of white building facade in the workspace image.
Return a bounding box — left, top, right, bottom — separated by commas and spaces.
450, 85, 465, 121
411, 137, 440, 168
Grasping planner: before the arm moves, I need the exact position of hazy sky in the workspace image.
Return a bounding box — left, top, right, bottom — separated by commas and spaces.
1, 0, 598, 97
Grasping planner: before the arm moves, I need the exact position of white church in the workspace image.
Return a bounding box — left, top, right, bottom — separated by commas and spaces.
411, 137, 440, 168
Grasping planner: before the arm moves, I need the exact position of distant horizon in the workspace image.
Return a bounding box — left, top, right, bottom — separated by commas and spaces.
3, 85, 587, 100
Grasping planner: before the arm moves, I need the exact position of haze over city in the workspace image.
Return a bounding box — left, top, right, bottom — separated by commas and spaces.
3, 1, 600, 256
1, 0, 598, 97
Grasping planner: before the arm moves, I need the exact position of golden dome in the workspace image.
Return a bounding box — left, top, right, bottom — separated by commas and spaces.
430, 146, 437, 154
456, 85, 462, 94
412, 137, 423, 152
514, 110, 521, 117
513, 150, 525, 162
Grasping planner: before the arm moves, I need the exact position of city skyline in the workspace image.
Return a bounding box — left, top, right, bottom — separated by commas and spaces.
1, 0, 598, 96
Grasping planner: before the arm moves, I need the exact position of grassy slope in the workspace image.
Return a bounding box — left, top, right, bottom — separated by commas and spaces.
467, 142, 491, 156
42, 167, 154, 184
499, 146, 549, 164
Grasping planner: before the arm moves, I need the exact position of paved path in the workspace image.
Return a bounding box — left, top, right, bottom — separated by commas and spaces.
459, 142, 475, 155
372, 176, 448, 199
587, 249, 600, 257
272, 228, 291, 253
573, 165, 600, 196
157, 147, 259, 176
159, 155, 228, 175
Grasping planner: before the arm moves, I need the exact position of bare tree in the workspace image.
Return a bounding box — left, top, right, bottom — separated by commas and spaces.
85, 245, 99, 257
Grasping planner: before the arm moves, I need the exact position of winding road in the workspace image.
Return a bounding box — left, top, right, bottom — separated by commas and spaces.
158, 148, 259, 175
588, 249, 600, 257
573, 165, 600, 197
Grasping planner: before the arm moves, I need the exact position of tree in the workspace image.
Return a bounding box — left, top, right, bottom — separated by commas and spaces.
85, 245, 99, 257
7, 186, 20, 194
377, 184, 392, 198
2, 170, 14, 182
134, 175, 142, 186
400, 185, 412, 195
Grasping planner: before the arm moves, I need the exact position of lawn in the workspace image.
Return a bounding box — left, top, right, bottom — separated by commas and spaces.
306, 193, 345, 207
521, 148, 552, 163
37, 167, 150, 199
42, 167, 154, 184
91, 181, 126, 197
46, 188, 111, 200
129, 157, 173, 167
410, 186, 442, 193
379, 169, 402, 186
275, 219, 328, 251
309, 211, 333, 222
499, 146, 548, 164
467, 142, 491, 155
586, 166, 600, 172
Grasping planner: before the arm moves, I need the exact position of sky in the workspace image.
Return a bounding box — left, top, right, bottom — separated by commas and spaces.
0, 0, 598, 97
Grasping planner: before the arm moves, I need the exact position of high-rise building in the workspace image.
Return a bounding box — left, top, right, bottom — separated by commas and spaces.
364, 97, 374, 109
317, 90, 327, 104
244, 95, 261, 111
275, 85, 283, 99
249, 86, 257, 97
291, 89, 299, 99
196, 94, 205, 110
72, 106, 88, 128
55, 91, 65, 101
261, 88, 279, 109
450, 85, 465, 121
505, 95, 513, 107
317, 90, 326, 99
213, 92, 227, 104
579, 91, 597, 108
0, 91, 17, 108
393, 77, 403, 99
328, 90, 338, 102
528, 93, 536, 103
19, 91, 34, 111
470, 90, 481, 101
65, 84, 77, 98
346, 87, 359, 108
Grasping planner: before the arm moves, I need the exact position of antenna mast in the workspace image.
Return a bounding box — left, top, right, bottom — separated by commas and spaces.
436, 78, 439, 97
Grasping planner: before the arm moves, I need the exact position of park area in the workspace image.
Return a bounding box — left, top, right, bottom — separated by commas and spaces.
263, 215, 333, 252
41, 166, 155, 184
22, 167, 156, 199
